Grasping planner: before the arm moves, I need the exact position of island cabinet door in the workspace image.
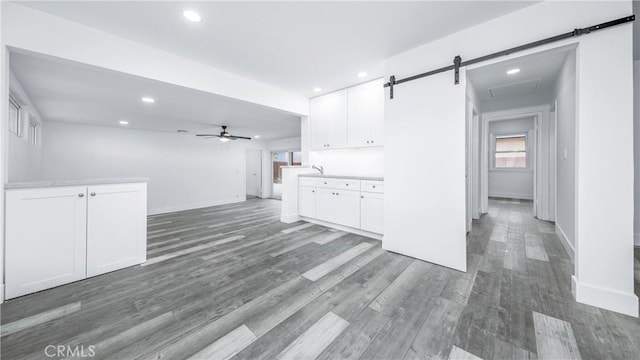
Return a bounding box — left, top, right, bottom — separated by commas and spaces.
360, 192, 384, 234
298, 186, 317, 218
332, 189, 361, 229
5, 186, 88, 299
86, 182, 147, 277
315, 187, 336, 223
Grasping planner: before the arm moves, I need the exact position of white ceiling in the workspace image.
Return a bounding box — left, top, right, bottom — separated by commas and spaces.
467, 47, 571, 104
10, 51, 301, 140
18, 1, 536, 97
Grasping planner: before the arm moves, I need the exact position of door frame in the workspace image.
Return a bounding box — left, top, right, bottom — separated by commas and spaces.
246, 149, 263, 198
481, 111, 541, 214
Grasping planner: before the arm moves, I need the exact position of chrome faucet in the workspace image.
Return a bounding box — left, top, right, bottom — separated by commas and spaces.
312, 165, 324, 175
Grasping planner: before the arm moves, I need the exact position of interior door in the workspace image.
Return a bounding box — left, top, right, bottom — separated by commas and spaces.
246, 150, 262, 197
5, 186, 87, 299
384, 70, 467, 272
87, 183, 147, 277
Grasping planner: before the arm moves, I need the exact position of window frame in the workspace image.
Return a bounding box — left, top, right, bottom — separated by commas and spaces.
8, 94, 22, 137
491, 132, 530, 171
28, 116, 40, 146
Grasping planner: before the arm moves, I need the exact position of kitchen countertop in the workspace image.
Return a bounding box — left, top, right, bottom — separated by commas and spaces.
5, 178, 150, 190
299, 174, 383, 181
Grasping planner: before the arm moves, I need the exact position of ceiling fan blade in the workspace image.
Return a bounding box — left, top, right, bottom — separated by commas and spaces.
196, 134, 221, 137
229, 135, 252, 140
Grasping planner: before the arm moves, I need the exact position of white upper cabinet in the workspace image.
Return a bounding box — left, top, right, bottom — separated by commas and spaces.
310, 79, 384, 150
310, 89, 348, 150
348, 79, 385, 147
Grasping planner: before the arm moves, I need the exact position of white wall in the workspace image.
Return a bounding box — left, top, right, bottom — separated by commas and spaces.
488, 117, 534, 200
634, 60, 639, 246
268, 136, 301, 152
1, 0, 7, 303
8, 72, 43, 182
384, 1, 636, 316
482, 88, 553, 113
555, 52, 577, 256
41, 121, 270, 215
308, 148, 384, 177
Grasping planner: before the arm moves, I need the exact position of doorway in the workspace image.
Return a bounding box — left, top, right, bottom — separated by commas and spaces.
271, 150, 301, 199
246, 150, 262, 199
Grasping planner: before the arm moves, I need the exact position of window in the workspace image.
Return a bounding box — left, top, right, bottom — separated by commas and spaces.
28, 117, 39, 146
8, 94, 22, 136
494, 134, 527, 169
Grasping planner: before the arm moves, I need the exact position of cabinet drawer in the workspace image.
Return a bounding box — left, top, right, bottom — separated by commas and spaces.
362, 180, 384, 193
299, 178, 317, 187
316, 178, 361, 191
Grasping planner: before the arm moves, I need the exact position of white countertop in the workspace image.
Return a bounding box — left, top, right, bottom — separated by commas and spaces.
299, 174, 384, 181
5, 178, 150, 190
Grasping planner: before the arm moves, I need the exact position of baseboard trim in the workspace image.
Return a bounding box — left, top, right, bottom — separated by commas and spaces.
148, 198, 245, 216
572, 275, 639, 317
0, 284, 4, 304
299, 216, 382, 241
555, 224, 575, 261
280, 213, 300, 224
488, 191, 533, 200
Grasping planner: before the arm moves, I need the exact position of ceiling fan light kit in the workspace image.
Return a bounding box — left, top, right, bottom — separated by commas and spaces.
196, 125, 252, 141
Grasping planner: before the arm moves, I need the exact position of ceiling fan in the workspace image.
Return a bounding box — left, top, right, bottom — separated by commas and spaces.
196, 126, 252, 142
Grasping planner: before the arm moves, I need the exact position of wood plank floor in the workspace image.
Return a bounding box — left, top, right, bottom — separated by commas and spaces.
1, 198, 639, 359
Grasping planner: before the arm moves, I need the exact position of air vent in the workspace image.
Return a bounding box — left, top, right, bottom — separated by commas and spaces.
488, 79, 540, 98
177, 130, 188, 133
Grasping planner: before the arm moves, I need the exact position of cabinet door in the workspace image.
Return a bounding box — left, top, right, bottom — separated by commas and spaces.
310, 96, 331, 150
369, 79, 385, 146
5, 186, 87, 299
332, 189, 361, 228
327, 90, 348, 149
361, 192, 384, 234
310, 90, 348, 150
348, 80, 385, 148
87, 183, 147, 277
315, 187, 335, 223
298, 186, 317, 218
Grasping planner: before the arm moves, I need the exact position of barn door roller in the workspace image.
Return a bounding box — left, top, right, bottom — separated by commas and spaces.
384, 15, 635, 99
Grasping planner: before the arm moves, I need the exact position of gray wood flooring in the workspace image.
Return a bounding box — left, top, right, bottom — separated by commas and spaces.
1, 198, 640, 359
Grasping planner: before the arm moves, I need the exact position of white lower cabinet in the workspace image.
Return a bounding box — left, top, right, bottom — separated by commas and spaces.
298, 186, 317, 218
360, 192, 384, 234
298, 177, 382, 235
87, 183, 147, 277
5, 181, 147, 299
5, 186, 88, 299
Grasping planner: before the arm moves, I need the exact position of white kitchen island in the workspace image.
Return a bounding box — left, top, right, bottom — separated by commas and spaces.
4, 179, 148, 299
281, 169, 384, 240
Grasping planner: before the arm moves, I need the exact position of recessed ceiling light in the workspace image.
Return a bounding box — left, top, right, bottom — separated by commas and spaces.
183, 10, 202, 22
313, 87, 322, 92
357, 72, 368, 78
507, 68, 521, 75
141, 97, 155, 103
119, 121, 129, 125
253, 135, 260, 139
